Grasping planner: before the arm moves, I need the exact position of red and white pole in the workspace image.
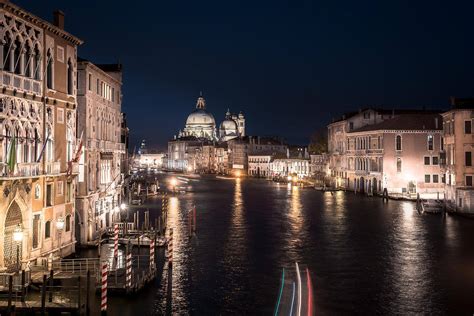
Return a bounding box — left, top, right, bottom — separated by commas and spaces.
126, 251, 132, 290
167, 228, 173, 265
149, 238, 155, 271
101, 262, 108, 313
114, 224, 119, 257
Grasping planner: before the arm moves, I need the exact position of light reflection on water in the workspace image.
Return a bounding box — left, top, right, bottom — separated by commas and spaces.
107, 177, 474, 315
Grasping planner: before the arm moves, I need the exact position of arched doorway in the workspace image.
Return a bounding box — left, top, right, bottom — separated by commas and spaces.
4, 201, 22, 271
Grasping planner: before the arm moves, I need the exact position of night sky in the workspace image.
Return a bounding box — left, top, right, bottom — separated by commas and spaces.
16, 0, 474, 149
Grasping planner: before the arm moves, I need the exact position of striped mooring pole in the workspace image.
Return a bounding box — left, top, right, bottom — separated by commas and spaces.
126, 246, 132, 290
114, 224, 119, 262
101, 262, 108, 313
149, 238, 155, 271
167, 228, 173, 265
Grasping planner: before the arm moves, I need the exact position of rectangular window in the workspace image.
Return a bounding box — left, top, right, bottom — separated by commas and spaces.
466, 176, 473, 186
441, 174, 446, 184
424, 156, 430, 165
433, 174, 439, 183
56, 46, 64, 63
57, 108, 64, 124
66, 182, 72, 202
57, 181, 64, 196
96, 79, 99, 94
440, 137, 444, 151
46, 184, 53, 207
427, 135, 434, 151
112, 87, 115, 102
88, 74, 92, 91
349, 122, 354, 131
432, 156, 439, 165
466, 152, 472, 166
425, 174, 431, 183
465, 120, 472, 134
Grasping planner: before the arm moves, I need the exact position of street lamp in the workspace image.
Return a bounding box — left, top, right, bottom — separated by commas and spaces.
13, 224, 23, 271
56, 217, 65, 258
170, 177, 177, 192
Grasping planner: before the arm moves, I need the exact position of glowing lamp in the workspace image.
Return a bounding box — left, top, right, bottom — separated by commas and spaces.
287, 176, 293, 182
13, 224, 23, 242
235, 170, 241, 178
170, 178, 178, 186
120, 203, 127, 211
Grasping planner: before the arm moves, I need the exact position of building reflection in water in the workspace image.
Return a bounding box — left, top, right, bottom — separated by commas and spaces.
389, 201, 428, 312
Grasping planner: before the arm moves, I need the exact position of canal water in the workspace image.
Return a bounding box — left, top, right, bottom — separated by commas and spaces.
105, 176, 474, 315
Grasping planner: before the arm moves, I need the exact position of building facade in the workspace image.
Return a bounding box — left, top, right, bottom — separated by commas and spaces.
0, 5, 82, 270
248, 154, 273, 178
345, 114, 444, 198
442, 98, 474, 213
310, 153, 329, 186
75, 59, 124, 244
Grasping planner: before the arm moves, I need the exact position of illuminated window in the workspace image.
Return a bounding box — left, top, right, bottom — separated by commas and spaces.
427, 135, 434, 151
395, 135, 402, 151
396, 158, 402, 173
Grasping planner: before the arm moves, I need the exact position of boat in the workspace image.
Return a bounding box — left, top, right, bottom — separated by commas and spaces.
421, 199, 444, 214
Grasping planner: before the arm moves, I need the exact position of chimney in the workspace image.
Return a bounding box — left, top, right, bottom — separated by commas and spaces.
53, 10, 65, 30
435, 117, 439, 129
286, 148, 290, 159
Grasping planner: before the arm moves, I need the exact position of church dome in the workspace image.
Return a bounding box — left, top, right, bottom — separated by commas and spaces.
219, 118, 237, 135
186, 109, 216, 126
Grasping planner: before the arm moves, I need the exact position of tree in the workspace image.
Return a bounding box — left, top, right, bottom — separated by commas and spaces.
308, 128, 327, 154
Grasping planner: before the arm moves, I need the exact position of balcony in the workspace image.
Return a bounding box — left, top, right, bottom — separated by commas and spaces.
0, 162, 41, 178
1, 71, 42, 95
45, 162, 60, 175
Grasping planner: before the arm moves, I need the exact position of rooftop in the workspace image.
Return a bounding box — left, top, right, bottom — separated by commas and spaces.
349, 113, 443, 133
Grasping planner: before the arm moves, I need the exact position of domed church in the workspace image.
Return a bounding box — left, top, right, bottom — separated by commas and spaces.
177, 94, 245, 142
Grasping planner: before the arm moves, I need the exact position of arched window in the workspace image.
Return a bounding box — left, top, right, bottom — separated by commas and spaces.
24, 43, 32, 77
33, 45, 41, 80
67, 59, 73, 95
45, 221, 51, 238
45, 125, 53, 162
23, 127, 30, 163
33, 127, 40, 162
14, 37, 22, 75
46, 49, 53, 89
395, 135, 402, 151
66, 126, 73, 162
427, 135, 434, 151
65, 214, 71, 232
2, 33, 12, 71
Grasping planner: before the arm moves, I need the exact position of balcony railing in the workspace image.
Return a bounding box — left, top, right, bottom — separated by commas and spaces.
45, 161, 60, 175
1, 71, 42, 95
0, 162, 41, 178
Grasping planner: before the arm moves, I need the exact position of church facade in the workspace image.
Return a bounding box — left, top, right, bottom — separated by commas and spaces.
168, 94, 245, 172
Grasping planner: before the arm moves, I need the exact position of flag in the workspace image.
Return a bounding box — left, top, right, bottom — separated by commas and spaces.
67, 131, 83, 176
7, 137, 16, 175
36, 133, 50, 163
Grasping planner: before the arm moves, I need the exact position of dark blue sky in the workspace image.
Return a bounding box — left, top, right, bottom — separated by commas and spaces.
17, 0, 474, 149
